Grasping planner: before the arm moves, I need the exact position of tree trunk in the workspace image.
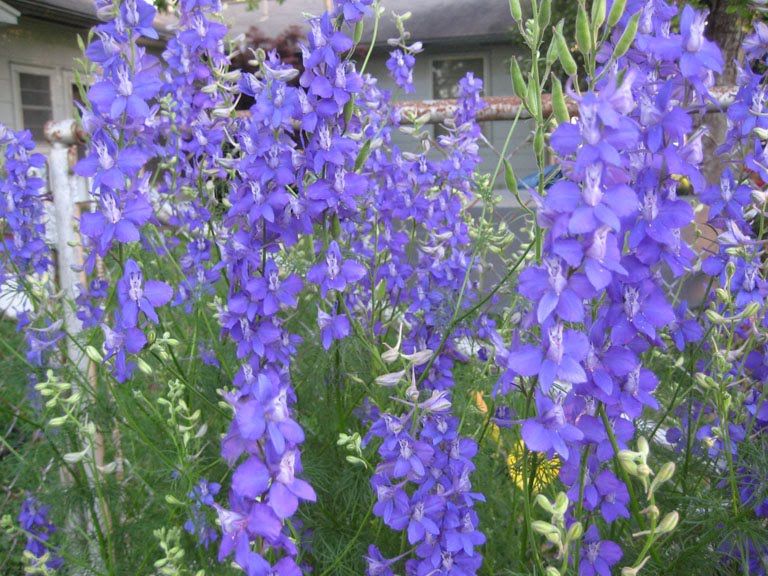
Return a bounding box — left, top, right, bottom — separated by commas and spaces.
706, 0, 745, 85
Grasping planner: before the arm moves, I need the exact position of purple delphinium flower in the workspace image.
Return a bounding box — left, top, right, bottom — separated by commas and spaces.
386, 49, 416, 93
184, 479, 221, 548
116, 259, 173, 328
307, 240, 366, 297
0, 126, 51, 281
317, 308, 351, 350
579, 525, 623, 576
592, 470, 630, 522
18, 496, 63, 571
521, 393, 584, 460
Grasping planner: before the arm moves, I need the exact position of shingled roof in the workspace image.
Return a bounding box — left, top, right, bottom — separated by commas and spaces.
5, 0, 97, 27
219, 0, 515, 47
6, 0, 515, 47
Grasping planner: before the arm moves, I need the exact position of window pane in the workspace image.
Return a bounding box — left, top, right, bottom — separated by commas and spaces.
432, 58, 484, 100
19, 72, 51, 92
19, 72, 53, 140
22, 108, 50, 141
432, 58, 487, 140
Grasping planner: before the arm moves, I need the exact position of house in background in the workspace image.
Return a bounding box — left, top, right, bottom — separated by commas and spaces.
0, 0, 536, 177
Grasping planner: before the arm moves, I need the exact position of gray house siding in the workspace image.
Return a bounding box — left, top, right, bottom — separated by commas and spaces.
367, 42, 537, 191
0, 17, 84, 146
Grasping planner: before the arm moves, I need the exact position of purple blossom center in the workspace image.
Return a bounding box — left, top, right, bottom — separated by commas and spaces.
583, 164, 604, 206
546, 323, 565, 363
104, 194, 122, 224
545, 257, 566, 294
128, 270, 143, 302
586, 541, 601, 563
117, 67, 134, 97
642, 190, 659, 221
623, 286, 640, 319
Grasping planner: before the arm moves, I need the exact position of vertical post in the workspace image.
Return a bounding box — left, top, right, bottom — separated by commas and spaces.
45, 119, 88, 374
45, 119, 109, 572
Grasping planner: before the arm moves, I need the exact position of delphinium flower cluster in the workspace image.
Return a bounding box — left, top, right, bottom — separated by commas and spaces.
353, 45, 489, 574
496, 0, 725, 572
4, 0, 768, 573
17, 495, 62, 572
159, 0, 231, 311
78, 0, 171, 382
666, 18, 768, 572
0, 125, 64, 373
0, 127, 50, 284
212, 2, 382, 572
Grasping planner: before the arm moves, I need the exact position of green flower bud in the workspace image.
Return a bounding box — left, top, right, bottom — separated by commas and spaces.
657, 511, 679, 535
607, 0, 627, 27
576, 5, 592, 56
591, 0, 606, 31
566, 521, 583, 543
612, 10, 640, 59
551, 76, 569, 124
509, 0, 522, 20
85, 345, 103, 363
649, 461, 675, 495
535, 494, 555, 514
555, 28, 578, 76
538, 0, 551, 29
136, 357, 153, 375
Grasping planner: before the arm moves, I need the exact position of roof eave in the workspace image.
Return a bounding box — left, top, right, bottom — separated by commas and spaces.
0, 0, 20, 27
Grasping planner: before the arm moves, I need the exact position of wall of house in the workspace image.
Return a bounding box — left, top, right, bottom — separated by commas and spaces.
0, 17, 86, 148
365, 41, 538, 197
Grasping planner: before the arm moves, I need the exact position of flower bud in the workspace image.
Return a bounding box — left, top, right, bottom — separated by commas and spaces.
607, 0, 627, 27
375, 370, 405, 387
622, 559, 648, 576
618, 450, 640, 476
657, 511, 679, 535
555, 28, 578, 76
535, 494, 555, 514
613, 10, 640, 58
508, 0, 522, 21
532, 521, 562, 546
401, 349, 433, 366
545, 567, 561, 576
63, 446, 89, 464
566, 521, 583, 543
649, 462, 675, 495
85, 345, 103, 363
637, 437, 649, 458
576, 6, 592, 56
49, 416, 68, 427
554, 492, 569, 515
136, 357, 153, 375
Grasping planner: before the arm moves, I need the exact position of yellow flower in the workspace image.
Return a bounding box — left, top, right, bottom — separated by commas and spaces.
472, 390, 500, 443
506, 440, 560, 493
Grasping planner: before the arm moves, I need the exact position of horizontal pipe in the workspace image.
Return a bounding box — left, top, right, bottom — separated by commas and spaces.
394, 85, 739, 124
46, 86, 740, 143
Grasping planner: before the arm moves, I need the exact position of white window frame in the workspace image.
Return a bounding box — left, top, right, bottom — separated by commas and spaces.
11, 63, 70, 145
428, 52, 492, 140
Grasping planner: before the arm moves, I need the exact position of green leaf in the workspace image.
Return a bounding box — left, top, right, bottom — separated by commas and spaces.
354, 139, 372, 172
